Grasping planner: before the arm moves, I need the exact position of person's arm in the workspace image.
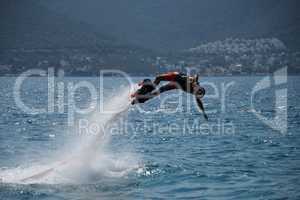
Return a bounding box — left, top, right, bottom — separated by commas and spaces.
195, 96, 208, 120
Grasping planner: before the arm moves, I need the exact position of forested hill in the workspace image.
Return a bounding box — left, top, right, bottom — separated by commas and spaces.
0, 0, 157, 75
0, 0, 120, 49
43, 0, 300, 51
0, 0, 299, 75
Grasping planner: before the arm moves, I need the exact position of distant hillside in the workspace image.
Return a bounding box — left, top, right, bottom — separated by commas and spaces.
0, 0, 157, 75
156, 37, 300, 75
43, 0, 300, 51
1, 0, 299, 75
0, 0, 118, 49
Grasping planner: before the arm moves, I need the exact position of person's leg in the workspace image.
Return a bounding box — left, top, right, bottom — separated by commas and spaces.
148, 82, 178, 101
133, 82, 178, 104
154, 72, 179, 85
158, 82, 178, 93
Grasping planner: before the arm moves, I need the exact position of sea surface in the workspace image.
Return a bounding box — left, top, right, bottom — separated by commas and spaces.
0, 76, 299, 199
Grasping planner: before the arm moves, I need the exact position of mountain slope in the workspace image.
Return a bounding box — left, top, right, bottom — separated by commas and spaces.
0, 0, 117, 49
0, 0, 157, 75
42, 0, 300, 51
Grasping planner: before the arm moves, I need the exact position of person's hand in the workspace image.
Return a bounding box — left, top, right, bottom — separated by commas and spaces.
203, 113, 208, 121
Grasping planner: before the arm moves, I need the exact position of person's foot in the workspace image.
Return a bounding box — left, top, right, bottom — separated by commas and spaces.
131, 79, 156, 104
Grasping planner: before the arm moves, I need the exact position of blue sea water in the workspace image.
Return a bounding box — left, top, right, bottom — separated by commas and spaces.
0, 76, 299, 199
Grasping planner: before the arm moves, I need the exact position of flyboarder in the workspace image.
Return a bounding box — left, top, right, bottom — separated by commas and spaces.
131, 72, 208, 120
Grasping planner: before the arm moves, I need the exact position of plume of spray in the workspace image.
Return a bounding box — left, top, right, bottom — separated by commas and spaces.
0, 84, 141, 184
61, 85, 136, 183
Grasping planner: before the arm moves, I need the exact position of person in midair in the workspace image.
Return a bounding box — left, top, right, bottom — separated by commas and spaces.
131, 72, 208, 120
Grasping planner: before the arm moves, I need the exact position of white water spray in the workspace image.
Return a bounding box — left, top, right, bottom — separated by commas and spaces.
0, 85, 141, 184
